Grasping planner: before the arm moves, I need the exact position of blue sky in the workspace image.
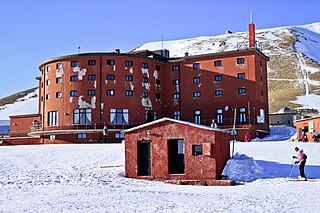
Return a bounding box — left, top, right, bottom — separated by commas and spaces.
0, 0, 319, 98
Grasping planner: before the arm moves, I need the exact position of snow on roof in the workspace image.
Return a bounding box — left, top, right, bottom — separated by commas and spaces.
123, 117, 229, 134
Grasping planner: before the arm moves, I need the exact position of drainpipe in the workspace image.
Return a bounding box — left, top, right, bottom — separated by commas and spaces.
99, 56, 103, 141
42, 66, 45, 144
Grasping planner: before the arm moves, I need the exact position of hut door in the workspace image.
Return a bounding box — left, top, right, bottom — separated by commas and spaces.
138, 141, 151, 176
168, 139, 185, 174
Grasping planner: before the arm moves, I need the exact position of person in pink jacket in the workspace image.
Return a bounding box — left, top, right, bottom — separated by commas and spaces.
292, 147, 307, 179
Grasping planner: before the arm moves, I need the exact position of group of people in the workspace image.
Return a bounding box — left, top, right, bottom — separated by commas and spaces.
300, 129, 320, 142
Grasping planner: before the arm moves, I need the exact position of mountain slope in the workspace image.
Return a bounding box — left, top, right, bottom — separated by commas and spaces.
0, 87, 39, 120
133, 22, 320, 113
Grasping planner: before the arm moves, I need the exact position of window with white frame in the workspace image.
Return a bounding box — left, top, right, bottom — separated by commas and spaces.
73, 109, 91, 124
173, 111, 181, 120
216, 108, 223, 124
77, 133, 87, 139
48, 111, 58, 126
110, 109, 129, 125
194, 110, 201, 124
239, 107, 246, 123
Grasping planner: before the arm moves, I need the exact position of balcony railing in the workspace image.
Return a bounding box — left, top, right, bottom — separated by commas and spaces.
27, 117, 268, 135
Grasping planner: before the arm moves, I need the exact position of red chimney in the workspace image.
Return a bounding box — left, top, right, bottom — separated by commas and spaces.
249, 12, 255, 48
249, 23, 256, 48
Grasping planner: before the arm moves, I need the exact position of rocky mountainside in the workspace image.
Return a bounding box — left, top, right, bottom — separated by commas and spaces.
133, 22, 320, 113
0, 22, 319, 120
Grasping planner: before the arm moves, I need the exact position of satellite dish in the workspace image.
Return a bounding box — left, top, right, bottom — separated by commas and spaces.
225, 105, 229, 111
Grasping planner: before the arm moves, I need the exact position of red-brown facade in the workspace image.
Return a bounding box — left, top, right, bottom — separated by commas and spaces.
7, 23, 269, 144
124, 118, 230, 184
295, 116, 320, 142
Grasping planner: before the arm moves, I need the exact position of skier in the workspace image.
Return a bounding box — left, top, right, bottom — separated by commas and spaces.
292, 147, 307, 180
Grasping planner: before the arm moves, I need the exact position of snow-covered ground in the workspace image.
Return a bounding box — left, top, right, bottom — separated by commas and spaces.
0, 127, 319, 212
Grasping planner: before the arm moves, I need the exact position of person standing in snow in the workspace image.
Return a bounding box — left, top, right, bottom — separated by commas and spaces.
244, 132, 250, 142
292, 147, 307, 179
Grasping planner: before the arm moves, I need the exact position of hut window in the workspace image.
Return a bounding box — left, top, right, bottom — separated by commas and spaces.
192, 145, 203, 156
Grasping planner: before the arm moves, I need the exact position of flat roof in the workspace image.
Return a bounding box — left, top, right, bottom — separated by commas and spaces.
39, 48, 269, 70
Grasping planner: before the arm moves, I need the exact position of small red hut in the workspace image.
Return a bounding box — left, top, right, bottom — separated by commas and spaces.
123, 117, 232, 185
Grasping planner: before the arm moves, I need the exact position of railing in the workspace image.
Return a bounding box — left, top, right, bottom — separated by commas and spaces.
26, 117, 269, 135
28, 122, 146, 134
236, 41, 262, 51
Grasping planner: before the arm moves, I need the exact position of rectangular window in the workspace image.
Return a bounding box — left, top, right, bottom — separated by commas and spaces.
88, 90, 95, 96
110, 109, 129, 124
88, 60, 96, 66
88, 75, 96, 81
77, 133, 87, 139
156, 93, 160, 100
173, 79, 180, 85
193, 91, 201, 98
142, 91, 148, 98
194, 110, 201, 124
47, 65, 51, 72
216, 108, 223, 124
239, 107, 247, 123
56, 92, 62, 98
45, 94, 50, 100
142, 77, 148, 83
215, 75, 222, 81
70, 76, 77, 82
173, 93, 180, 99
125, 90, 133, 96
125, 60, 133, 67
70, 90, 77, 97
193, 63, 200, 69
49, 135, 56, 141
107, 74, 115, 80
237, 58, 245, 64
115, 133, 125, 139
155, 79, 160, 85
70, 61, 78, 67
193, 77, 200, 83
125, 75, 133, 81
46, 80, 50, 86
56, 77, 62, 83
172, 65, 180, 71
214, 60, 222, 66
173, 111, 181, 120
56, 63, 62, 69
48, 111, 58, 126
238, 88, 246, 94
238, 73, 245, 79
142, 62, 148, 68
73, 109, 91, 124
107, 60, 115, 66
107, 90, 115, 96
192, 145, 203, 156
215, 89, 223, 96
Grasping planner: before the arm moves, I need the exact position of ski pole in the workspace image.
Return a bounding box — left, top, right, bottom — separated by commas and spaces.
289, 158, 294, 178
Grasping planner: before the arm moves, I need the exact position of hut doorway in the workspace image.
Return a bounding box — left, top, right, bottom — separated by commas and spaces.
168, 139, 185, 174
137, 141, 151, 176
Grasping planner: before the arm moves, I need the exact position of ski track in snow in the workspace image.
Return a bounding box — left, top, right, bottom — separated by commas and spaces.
0, 133, 320, 212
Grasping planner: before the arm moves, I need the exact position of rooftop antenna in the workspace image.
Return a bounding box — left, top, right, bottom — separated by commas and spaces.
78, 46, 81, 53
161, 34, 164, 51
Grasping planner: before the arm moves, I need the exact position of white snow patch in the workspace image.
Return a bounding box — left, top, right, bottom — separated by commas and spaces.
77, 96, 96, 109
222, 152, 264, 182
55, 68, 64, 78
73, 66, 87, 80
291, 94, 320, 112
0, 89, 38, 120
